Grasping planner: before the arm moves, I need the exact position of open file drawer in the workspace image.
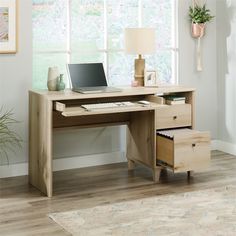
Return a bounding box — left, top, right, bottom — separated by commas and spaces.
156, 129, 210, 173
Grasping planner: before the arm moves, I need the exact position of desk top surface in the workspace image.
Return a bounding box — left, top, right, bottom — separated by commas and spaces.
29, 86, 195, 101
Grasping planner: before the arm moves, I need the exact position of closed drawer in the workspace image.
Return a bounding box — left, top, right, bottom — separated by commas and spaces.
155, 104, 191, 129
156, 129, 210, 173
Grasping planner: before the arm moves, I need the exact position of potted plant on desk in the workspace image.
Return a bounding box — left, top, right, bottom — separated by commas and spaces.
0, 108, 22, 164
189, 3, 214, 38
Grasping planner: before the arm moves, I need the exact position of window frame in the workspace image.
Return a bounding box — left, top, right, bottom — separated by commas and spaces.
33, 0, 179, 86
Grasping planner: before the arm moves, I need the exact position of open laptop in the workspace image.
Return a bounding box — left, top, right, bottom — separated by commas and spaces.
67, 63, 122, 94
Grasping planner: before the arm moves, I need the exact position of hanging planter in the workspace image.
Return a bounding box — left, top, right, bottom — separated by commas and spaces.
189, 2, 214, 71
191, 23, 205, 38
189, 3, 214, 37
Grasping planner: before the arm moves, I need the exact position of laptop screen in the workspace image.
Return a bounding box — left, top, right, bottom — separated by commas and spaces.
68, 63, 108, 88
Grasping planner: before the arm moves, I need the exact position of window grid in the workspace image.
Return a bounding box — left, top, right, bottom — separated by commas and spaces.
138, 0, 142, 27
104, 0, 109, 79
66, 0, 71, 62
172, 0, 179, 84
33, 0, 178, 85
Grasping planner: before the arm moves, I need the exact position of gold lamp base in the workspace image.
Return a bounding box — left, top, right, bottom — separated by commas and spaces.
134, 55, 145, 86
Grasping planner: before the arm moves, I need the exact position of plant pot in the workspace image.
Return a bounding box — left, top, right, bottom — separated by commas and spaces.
191, 23, 205, 38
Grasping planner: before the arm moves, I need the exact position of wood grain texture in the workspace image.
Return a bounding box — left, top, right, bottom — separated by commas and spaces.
53, 111, 131, 129
156, 130, 210, 173
29, 92, 53, 197
0, 151, 234, 236
147, 95, 165, 104
30, 86, 195, 101
152, 166, 163, 182
156, 136, 174, 166
29, 87, 202, 197
174, 131, 211, 173
127, 111, 155, 168
54, 102, 66, 112
127, 160, 136, 170
155, 104, 192, 130
58, 103, 159, 117
184, 91, 195, 129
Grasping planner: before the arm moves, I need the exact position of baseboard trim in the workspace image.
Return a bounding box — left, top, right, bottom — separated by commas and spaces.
0, 162, 28, 179
1, 140, 236, 178
212, 140, 236, 156
211, 140, 218, 151
0, 151, 126, 178
53, 152, 126, 171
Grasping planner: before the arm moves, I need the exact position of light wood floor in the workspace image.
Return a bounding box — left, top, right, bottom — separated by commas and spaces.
0, 151, 236, 236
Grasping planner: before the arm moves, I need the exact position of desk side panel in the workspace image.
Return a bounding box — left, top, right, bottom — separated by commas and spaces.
127, 110, 155, 168
190, 91, 195, 129
29, 92, 53, 197
181, 91, 195, 129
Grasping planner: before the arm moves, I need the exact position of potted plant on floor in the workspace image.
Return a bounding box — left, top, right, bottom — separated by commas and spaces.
0, 108, 22, 164
189, 4, 214, 38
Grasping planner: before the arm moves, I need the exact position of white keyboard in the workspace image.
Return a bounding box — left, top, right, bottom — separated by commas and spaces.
82, 102, 136, 111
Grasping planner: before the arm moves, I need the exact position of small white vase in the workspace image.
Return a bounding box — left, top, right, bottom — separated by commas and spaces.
47, 67, 59, 91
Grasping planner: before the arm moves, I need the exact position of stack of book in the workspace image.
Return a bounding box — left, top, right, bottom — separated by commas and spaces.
165, 95, 186, 105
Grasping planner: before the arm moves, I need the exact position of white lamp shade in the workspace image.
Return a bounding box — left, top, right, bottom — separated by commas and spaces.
125, 28, 156, 55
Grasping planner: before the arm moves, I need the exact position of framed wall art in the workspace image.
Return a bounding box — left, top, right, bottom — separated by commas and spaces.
0, 0, 17, 54
144, 70, 158, 87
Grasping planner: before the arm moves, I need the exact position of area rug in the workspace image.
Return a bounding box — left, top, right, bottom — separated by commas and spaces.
49, 186, 236, 236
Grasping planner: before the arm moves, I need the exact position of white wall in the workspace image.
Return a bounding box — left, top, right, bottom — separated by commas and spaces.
217, 0, 236, 145
0, 0, 32, 165
0, 1, 218, 169
53, 126, 123, 160
0, 0, 123, 167
178, 0, 218, 139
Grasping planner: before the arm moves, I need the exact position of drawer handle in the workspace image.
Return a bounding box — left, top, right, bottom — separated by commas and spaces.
192, 143, 196, 148
173, 116, 177, 120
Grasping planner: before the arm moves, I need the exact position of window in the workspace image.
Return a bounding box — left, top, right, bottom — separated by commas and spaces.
33, 0, 178, 88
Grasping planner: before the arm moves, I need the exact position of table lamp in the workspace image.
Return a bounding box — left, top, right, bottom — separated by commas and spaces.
125, 28, 156, 86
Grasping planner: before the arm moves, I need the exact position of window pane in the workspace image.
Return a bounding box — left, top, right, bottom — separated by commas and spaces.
145, 51, 174, 84
142, 0, 173, 48
108, 53, 135, 86
71, 0, 104, 51
33, 53, 68, 89
32, 0, 67, 51
32, 1, 177, 88
71, 52, 104, 64
107, 0, 138, 50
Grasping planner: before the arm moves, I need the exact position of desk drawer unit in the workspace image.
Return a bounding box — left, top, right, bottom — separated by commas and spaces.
155, 104, 192, 130
156, 129, 210, 173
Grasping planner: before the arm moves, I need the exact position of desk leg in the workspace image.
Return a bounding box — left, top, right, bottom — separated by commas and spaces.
187, 171, 194, 178
29, 93, 53, 197
153, 167, 162, 183
128, 160, 136, 170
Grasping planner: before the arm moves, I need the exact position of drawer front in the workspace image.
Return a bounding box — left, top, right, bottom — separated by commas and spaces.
174, 132, 210, 173
155, 104, 192, 129
156, 131, 210, 173
156, 136, 174, 166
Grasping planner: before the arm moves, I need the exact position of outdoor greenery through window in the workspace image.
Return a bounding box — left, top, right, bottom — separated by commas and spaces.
33, 0, 178, 88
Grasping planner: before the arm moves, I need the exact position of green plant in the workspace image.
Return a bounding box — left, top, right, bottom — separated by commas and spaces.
0, 108, 22, 164
189, 4, 214, 24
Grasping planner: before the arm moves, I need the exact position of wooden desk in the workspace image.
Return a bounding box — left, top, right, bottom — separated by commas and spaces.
29, 86, 209, 197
